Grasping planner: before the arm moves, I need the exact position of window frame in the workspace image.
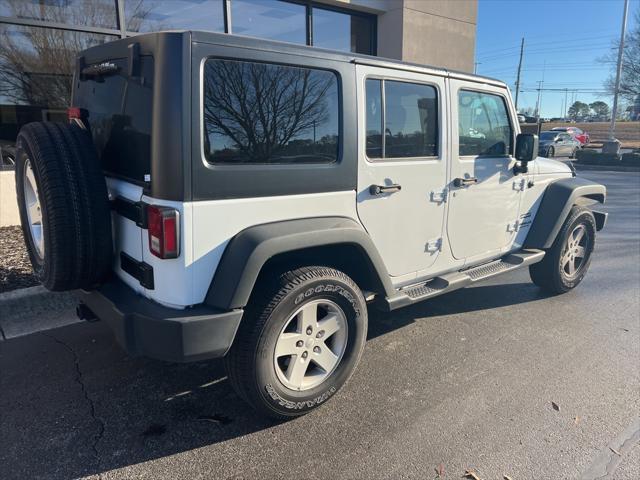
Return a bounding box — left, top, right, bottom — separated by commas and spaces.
457, 88, 515, 159
363, 75, 441, 163
200, 55, 343, 168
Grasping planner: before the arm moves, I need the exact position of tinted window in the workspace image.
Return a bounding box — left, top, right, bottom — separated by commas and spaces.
203, 59, 339, 164
232, 0, 306, 44
74, 57, 154, 183
385, 81, 438, 158
540, 132, 557, 140
312, 7, 375, 54
365, 79, 382, 158
0, 24, 115, 168
458, 90, 513, 156
0, 0, 117, 28
125, 0, 224, 32
365, 79, 438, 159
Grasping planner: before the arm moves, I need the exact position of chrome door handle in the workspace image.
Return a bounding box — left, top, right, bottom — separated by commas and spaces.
453, 177, 478, 187
369, 184, 402, 195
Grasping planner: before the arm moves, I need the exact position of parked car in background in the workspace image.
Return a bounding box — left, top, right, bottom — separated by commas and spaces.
551, 126, 590, 145
539, 131, 582, 158
517, 114, 537, 124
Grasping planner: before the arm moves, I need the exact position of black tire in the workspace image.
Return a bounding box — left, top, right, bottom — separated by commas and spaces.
547, 146, 555, 158
225, 266, 367, 419
15, 122, 112, 291
529, 206, 596, 294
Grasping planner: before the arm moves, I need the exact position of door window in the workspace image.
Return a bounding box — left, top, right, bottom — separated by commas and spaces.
365, 78, 438, 159
458, 90, 513, 157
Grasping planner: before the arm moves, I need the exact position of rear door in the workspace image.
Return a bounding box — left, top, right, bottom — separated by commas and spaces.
72, 56, 154, 292
447, 81, 521, 262
355, 65, 447, 278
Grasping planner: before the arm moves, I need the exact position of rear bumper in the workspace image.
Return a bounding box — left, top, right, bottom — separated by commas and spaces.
79, 278, 243, 362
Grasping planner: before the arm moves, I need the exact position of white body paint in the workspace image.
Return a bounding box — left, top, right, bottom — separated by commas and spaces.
107, 75, 572, 310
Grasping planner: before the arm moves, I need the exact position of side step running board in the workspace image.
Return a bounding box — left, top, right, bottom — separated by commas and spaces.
385, 249, 545, 311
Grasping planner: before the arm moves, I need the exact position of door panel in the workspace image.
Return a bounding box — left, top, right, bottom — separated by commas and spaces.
447, 81, 522, 261
356, 66, 447, 277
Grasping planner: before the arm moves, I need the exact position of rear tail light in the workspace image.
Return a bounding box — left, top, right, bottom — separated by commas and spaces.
147, 205, 179, 259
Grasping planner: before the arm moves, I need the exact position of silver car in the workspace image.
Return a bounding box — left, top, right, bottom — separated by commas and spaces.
538, 131, 581, 158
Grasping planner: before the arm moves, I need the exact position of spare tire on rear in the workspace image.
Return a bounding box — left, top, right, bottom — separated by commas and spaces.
15, 122, 113, 291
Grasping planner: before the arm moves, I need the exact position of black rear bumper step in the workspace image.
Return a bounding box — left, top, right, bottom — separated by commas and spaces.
120, 252, 154, 290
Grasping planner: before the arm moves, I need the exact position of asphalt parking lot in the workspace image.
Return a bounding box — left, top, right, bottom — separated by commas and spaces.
1, 170, 638, 480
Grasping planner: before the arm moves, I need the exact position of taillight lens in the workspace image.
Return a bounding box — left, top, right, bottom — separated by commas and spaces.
67, 107, 85, 120
147, 205, 179, 259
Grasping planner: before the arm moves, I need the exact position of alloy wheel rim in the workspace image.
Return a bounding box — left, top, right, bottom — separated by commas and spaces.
273, 299, 348, 391
562, 224, 588, 278
23, 158, 44, 259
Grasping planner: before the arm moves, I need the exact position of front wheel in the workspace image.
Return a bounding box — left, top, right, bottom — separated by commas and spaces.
529, 206, 596, 294
225, 266, 368, 419
547, 146, 555, 158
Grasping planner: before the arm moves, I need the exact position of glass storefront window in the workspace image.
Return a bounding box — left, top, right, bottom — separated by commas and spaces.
125, 0, 224, 33
231, 0, 306, 45
0, 24, 115, 164
0, 0, 118, 29
312, 7, 374, 55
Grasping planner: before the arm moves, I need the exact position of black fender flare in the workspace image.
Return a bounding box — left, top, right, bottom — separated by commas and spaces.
524, 176, 606, 249
205, 217, 394, 310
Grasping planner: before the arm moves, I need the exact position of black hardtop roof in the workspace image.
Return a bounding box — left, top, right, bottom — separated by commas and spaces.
82, 30, 507, 89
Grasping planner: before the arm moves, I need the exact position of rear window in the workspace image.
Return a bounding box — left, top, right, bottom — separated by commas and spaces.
203, 59, 340, 165
74, 56, 153, 184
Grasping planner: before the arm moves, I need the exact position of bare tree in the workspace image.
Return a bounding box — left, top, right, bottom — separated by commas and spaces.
0, 0, 146, 108
203, 60, 335, 162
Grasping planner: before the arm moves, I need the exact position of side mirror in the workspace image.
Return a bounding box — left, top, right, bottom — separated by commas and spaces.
514, 133, 538, 174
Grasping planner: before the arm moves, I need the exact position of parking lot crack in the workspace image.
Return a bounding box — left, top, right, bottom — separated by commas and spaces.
41, 332, 105, 458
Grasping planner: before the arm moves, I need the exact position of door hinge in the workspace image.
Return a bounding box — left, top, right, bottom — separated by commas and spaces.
430, 188, 447, 203
512, 178, 526, 191
507, 220, 520, 233
425, 238, 442, 253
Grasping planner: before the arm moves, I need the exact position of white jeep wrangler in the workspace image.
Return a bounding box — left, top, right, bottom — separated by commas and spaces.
15, 32, 607, 419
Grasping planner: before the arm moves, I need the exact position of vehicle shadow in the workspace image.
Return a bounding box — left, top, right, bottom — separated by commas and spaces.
0, 281, 551, 479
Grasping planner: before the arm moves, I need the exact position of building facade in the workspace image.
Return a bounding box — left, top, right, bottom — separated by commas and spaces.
0, 0, 477, 170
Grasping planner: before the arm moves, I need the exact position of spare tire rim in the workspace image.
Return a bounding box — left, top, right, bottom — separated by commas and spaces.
23, 158, 44, 259
562, 224, 589, 278
273, 299, 348, 392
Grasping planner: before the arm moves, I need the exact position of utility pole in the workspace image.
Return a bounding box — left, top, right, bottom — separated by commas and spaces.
609, 0, 629, 141
564, 88, 569, 120
514, 37, 525, 111
474, 62, 481, 74
534, 61, 546, 121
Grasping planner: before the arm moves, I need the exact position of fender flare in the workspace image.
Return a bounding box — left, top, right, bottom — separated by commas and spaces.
205, 217, 394, 310
524, 176, 606, 249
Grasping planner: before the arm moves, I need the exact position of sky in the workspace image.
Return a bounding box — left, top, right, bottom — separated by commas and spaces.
475, 0, 639, 117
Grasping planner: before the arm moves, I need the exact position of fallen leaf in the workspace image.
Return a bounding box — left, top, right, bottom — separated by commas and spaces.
464, 469, 482, 480
609, 446, 621, 456
503, 475, 513, 480
551, 401, 560, 412
620, 328, 629, 332
574, 416, 580, 425
435, 463, 445, 477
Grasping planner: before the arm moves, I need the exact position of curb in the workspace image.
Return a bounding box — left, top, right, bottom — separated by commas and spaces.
0, 286, 81, 340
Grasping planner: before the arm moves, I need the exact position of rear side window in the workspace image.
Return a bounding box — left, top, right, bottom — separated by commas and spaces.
365, 78, 438, 159
74, 56, 154, 184
203, 59, 340, 164
458, 90, 513, 156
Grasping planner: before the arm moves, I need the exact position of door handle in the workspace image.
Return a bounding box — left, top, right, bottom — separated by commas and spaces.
369, 184, 402, 195
453, 177, 478, 187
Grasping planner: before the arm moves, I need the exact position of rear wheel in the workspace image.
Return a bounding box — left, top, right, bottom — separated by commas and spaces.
225, 266, 367, 419
529, 206, 596, 294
